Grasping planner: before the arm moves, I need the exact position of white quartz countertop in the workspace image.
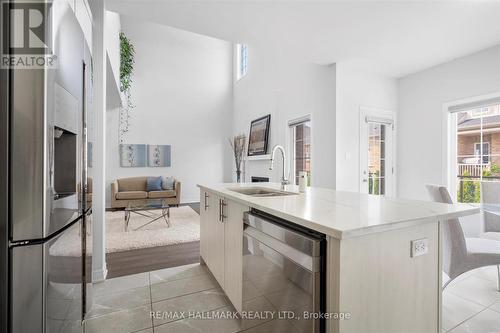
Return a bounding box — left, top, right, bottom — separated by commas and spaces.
197, 183, 479, 239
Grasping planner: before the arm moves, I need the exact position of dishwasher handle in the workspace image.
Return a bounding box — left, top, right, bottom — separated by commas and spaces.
244, 212, 322, 257
244, 226, 320, 273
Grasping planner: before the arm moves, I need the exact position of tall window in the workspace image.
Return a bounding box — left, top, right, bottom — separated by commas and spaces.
289, 117, 311, 185
454, 103, 500, 203
236, 44, 248, 80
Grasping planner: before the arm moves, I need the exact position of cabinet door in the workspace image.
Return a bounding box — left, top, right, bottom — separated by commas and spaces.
223, 199, 247, 313
210, 195, 226, 288
199, 190, 211, 263
200, 191, 225, 288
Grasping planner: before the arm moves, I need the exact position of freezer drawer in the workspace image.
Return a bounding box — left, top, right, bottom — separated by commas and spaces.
11, 243, 43, 332
11, 219, 83, 333
45, 218, 83, 333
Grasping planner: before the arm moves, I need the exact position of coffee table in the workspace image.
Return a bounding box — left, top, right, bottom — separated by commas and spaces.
124, 199, 170, 231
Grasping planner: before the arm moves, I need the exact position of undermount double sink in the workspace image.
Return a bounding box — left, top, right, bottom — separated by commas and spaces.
228, 187, 298, 197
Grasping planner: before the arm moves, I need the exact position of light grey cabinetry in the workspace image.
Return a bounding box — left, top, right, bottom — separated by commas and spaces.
199, 189, 246, 312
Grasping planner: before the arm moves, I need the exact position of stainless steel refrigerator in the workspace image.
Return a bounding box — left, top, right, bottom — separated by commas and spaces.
0, 1, 92, 332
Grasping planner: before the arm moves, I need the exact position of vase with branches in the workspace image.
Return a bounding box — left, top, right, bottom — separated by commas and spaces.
229, 135, 246, 183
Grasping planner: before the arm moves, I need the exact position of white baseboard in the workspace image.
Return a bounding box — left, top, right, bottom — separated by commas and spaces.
92, 267, 108, 282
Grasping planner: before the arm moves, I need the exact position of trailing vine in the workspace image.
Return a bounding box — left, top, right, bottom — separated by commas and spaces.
119, 32, 135, 143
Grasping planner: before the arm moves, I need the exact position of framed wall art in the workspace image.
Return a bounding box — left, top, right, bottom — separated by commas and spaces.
147, 144, 172, 167
119, 144, 147, 167
247, 114, 271, 156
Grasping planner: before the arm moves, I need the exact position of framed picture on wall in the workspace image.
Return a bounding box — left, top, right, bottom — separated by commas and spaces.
119, 144, 147, 167
247, 114, 271, 156
147, 144, 172, 167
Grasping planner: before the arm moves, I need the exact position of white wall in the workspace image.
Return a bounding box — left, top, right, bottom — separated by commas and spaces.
90, 0, 108, 282
398, 45, 500, 201
106, 16, 233, 206
335, 63, 398, 192
232, 46, 398, 192
105, 11, 120, 90
233, 42, 336, 188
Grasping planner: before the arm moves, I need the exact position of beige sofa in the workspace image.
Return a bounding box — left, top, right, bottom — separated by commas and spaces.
111, 176, 181, 209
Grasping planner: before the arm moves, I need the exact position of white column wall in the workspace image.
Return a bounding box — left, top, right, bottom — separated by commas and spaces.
90, 0, 107, 282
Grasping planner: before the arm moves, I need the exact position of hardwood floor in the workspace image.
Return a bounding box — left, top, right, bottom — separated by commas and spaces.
106, 202, 201, 278
183, 202, 200, 214
50, 203, 203, 281
106, 241, 200, 279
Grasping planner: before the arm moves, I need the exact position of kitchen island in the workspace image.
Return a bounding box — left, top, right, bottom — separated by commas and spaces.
197, 183, 478, 333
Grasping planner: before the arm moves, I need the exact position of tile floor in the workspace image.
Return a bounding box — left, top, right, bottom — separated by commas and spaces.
443, 266, 500, 332
84, 263, 297, 333
84, 263, 500, 333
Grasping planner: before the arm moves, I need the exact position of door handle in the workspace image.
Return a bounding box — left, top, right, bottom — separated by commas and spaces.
204, 193, 209, 210
362, 179, 368, 183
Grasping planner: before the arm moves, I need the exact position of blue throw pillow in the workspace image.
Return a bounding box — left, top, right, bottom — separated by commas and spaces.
162, 176, 175, 190
146, 176, 162, 191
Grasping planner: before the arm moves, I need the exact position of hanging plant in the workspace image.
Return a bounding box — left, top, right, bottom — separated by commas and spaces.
119, 32, 135, 143
120, 32, 135, 93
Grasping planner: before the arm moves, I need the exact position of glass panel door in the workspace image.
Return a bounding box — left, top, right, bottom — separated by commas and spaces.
290, 119, 311, 186
368, 123, 386, 195
359, 110, 395, 196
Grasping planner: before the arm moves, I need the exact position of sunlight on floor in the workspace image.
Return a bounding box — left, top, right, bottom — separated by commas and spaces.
443, 266, 500, 332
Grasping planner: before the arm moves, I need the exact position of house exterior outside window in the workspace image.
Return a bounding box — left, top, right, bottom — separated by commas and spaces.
456, 104, 500, 203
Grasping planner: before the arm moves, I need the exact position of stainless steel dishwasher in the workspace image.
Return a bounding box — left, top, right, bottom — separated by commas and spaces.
243, 210, 326, 333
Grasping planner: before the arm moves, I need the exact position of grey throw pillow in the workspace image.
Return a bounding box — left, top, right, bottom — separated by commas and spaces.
162, 176, 175, 190
146, 176, 162, 191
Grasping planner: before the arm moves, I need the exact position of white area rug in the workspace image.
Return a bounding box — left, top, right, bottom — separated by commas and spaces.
49, 206, 200, 257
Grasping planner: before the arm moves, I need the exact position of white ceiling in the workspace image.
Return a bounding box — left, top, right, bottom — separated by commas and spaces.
107, 0, 500, 78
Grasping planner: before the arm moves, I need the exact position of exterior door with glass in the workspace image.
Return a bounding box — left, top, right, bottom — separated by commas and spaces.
359, 109, 395, 196
289, 116, 311, 186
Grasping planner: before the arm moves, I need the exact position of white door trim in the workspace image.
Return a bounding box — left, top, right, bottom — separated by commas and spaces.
359, 106, 397, 196
287, 114, 312, 186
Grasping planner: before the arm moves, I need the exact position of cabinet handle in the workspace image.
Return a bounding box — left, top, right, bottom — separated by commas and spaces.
218, 199, 222, 222
204, 193, 209, 210
220, 199, 227, 222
